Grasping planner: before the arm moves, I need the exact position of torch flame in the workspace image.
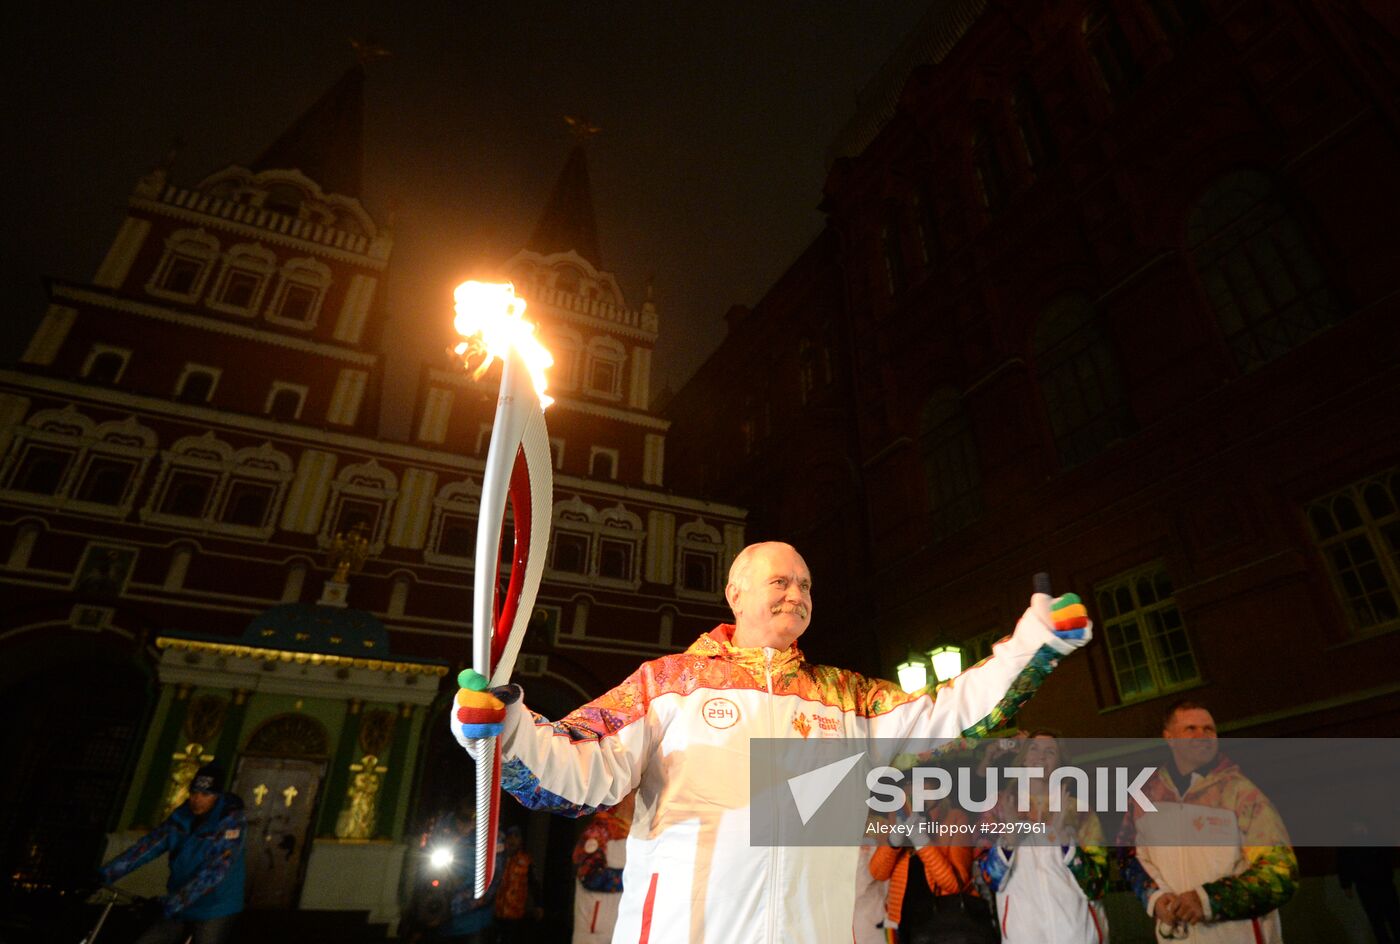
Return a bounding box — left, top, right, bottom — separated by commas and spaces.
452, 281, 554, 408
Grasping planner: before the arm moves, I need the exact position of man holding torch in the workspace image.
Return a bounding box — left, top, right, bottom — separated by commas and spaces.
446, 279, 1091, 942
453, 542, 1091, 943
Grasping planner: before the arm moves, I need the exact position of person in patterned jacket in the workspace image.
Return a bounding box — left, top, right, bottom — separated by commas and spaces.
1118, 701, 1298, 943
573, 792, 634, 943
98, 762, 246, 944
452, 541, 1094, 944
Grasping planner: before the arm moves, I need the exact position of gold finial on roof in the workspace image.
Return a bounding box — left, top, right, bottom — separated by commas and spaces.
564, 115, 602, 142
328, 521, 371, 582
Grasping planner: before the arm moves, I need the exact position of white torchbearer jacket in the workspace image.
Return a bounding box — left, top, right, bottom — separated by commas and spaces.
495, 596, 1087, 944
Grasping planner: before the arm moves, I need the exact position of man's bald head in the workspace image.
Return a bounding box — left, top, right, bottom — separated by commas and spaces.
728, 541, 801, 591
726, 542, 813, 650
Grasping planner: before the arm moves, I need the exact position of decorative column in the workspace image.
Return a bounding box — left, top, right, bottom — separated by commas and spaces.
375, 702, 417, 840
334, 707, 396, 839
317, 699, 364, 837
154, 693, 229, 819
135, 683, 193, 825
212, 689, 251, 768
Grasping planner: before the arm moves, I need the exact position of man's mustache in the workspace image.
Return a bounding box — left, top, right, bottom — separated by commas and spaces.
771, 604, 808, 618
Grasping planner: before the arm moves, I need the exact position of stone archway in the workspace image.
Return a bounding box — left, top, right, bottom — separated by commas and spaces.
233, 713, 330, 910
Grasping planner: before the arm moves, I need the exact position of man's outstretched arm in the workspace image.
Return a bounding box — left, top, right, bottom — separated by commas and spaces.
863, 591, 1092, 745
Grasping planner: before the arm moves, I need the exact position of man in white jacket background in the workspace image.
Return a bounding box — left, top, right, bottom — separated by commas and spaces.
453, 541, 1094, 943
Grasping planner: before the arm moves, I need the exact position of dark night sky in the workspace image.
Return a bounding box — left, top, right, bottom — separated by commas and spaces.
2, 1, 931, 433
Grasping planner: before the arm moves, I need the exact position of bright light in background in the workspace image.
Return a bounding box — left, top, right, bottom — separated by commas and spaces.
429, 846, 454, 869
896, 658, 927, 693
929, 645, 963, 684
452, 280, 554, 408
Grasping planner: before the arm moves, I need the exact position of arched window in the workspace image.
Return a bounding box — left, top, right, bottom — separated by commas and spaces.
426, 480, 480, 566
321, 459, 397, 552
918, 390, 982, 541
176, 365, 219, 404
267, 258, 331, 329
4, 410, 154, 515
589, 447, 618, 481
676, 519, 723, 596
266, 384, 306, 421
209, 243, 276, 316
148, 229, 219, 302
1187, 170, 1339, 371
1034, 295, 1133, 467
584, 338, 625, 400
83, 346, 130, 386
1083, 5, 1141, 99
547, 329, 583, 391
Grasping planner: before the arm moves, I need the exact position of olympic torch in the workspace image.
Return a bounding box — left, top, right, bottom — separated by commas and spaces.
450, 281, 555, 897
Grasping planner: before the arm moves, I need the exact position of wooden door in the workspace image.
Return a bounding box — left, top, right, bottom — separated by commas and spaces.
233, 757, 323, 910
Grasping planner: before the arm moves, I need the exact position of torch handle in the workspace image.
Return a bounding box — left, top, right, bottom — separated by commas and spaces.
1033, 572, 1053, 597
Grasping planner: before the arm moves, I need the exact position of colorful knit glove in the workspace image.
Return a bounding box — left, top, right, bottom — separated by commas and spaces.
455, 669, 507, 739
1050, 593, 1089, 641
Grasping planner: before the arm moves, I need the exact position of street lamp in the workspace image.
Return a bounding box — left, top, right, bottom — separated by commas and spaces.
928, 644, 963, 684
896, 656, 928, 693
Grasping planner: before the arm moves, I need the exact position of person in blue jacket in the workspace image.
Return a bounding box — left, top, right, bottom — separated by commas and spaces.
99, 762, 246, 944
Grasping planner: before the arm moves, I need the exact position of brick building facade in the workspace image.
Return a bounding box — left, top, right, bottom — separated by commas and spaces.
0, 64, 744, 930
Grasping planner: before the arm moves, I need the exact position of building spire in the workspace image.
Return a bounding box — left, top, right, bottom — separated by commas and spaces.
251, 48, 379, 200
526, 117, 603, 268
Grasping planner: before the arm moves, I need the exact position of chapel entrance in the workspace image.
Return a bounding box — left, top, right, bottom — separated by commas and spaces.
232, 714, 328, 910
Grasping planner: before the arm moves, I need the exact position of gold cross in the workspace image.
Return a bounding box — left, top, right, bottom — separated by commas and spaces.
282, 785, 299, 807
252, 784, 269, 807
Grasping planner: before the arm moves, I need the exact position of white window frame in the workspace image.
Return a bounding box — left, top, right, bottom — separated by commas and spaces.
0, 409, 154, 518
584, 337, 625, 401
589, 446, 619, 481
1096, 562, 1201, 705
424, 480, 481, 567
207, 243, 276, 317
146, 229, 219, 303
175, 364, 222, 404
318, 459, 398, 554
675, 519, 723, 600
82, 344, 132, 384
266, 257, 331, 329
264, 382, 308, 421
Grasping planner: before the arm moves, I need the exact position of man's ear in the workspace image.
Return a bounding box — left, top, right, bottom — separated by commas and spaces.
725, 582, 740, 614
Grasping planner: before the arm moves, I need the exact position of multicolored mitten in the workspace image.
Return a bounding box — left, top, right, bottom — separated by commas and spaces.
1050, 593, 1089, 640
456, 669, 507, 738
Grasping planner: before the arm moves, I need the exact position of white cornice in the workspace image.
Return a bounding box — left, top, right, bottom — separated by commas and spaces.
0, 371, 745, 520
52, 284, 378, 365
129, 196, 389, 269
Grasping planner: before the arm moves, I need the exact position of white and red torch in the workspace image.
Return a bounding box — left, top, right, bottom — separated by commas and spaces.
450, 280, 554, 897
